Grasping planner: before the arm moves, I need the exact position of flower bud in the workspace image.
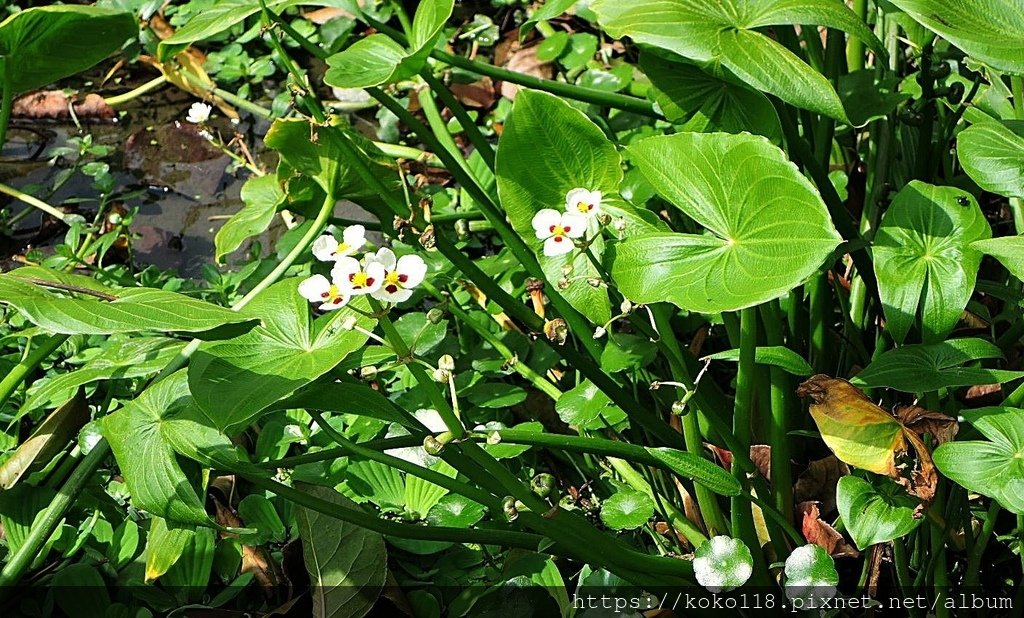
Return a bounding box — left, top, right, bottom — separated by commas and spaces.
427, 307, 445, 324
359, 365, 378, 380
487, 430, 502, 445
438, 354, 455, 372
557, 277, 570, 290
432, 368, 451, 383
593, 326, 606, 339
454, 218, 469, 239
340, 316, 358, 331
613, 217, 627, 232
502, 496, 519, 522
561, 263, 573, 276
107, 212, 123, 226
423, 434, 445, 456
544, 318, 568, 345
531, 473, 558, 500
620, 299, 633, 313
597, 213, 611, 227
587, 277, 603, 288
671, 399, 688, 416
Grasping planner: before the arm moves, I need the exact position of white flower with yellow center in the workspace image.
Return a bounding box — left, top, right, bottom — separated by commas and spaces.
565, 188, 602, 220
332, 255, 385, 295
366, 248, 427, 303
298, 274, 350, 310
185, 102, 213, 124
532, 208, 586, 257
312, 225, 367, 262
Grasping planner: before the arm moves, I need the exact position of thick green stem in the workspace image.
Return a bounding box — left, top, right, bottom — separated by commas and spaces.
420, 71, 495, 170
730, 308, 768, 582
105, 75, 168, 107
964, 500, 1002, 587
416, 81, 475, 180
0, 68, 12, 150
760, 302, 794, 531
847, 0, 868, 71
0, 335, 68, 410
0, 441, 111, 592
0, 182, 69, 222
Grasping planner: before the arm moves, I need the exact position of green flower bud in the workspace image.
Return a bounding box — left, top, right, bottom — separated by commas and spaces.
531, 473, 558, 500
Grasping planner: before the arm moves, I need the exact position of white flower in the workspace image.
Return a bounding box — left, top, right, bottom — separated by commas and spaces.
186, 102, 213, 124
332, 255, 385, 295
366, 248, 427, 303
565, 188, 602, 219
298, 273, 350, 311
531, 208, 586, 257
312, 225, 366, 262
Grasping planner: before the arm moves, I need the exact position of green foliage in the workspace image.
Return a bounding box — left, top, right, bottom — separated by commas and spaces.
934, 407, 1024, 514
836, 475, 922, 550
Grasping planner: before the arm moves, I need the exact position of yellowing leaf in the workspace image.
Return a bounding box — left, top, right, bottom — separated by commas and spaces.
798, 375, 938, 505
797, 376, 905, 476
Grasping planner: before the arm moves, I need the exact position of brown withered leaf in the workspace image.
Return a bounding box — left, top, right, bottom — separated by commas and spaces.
794, 456, 849, 514
895, 405, 958, 445
963, 383, 1002, 406
797, 375, 938, 505
12, 91, 114, 120
450, 77, 497, 109
494, 33, 552, 100
212, 494, 284, 598
798, 501, 859, 558
0, 390, 90, 489
705, 444, 771, 480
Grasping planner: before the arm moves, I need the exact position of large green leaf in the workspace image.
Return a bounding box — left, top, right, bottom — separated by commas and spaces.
639, 51, 782, 142
889, 0, 1024, 75
0, 393, 89, 490
872, 181, 990, 344
158, 0, 296, 58
496, 90, 631, 324
933, 406, 1024, 514
851, 338, 1024, 392
611, 132, 842, 313
144, 517, 194, 582
0, 6, 135, 94
21, 337, 186, 415
215, 175, 285, 263
957, 120, 1024, 199
593, 0, 882, 121
265, 119, 400, 205
295, 484, 387, 618
0, 267, 255, 336
324, 0, 454, 89
836, 475, 921, 549
188, 279, 375, 435
972, 236, 1024, 282
102, 371, 249, 527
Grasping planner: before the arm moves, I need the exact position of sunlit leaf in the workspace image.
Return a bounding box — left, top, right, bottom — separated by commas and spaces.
852, 338, 1024, 392
836, 475, 921, 549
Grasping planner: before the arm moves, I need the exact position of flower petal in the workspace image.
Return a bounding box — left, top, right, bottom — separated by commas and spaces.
363, 261, 386, 293
298, 274, 331, 302
331, 256, 362, 287
543, 235, 574, 256
560, 212, 588, 238
565, 188, 602, 217
342, 224, 367, 250
374, 286, 414, 303
312, 235, 340, 261
396, 254, 427, 288
319, 292, 350, 311
532, 208, 562, 237
372, 247, 398, 270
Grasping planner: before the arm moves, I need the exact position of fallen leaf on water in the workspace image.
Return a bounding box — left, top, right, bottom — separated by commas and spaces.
797, 375, 937, 505
798, 501, 859, 558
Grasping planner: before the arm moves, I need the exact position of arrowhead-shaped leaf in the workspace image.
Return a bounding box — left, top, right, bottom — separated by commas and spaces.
836, 475, 922, 550
933, 406, 1024, 514
611, 132, 842, 313
188, 279, 376, 435
873, 180, 990, 343
851, 338, 1024, 392
957, 120, 1024, 199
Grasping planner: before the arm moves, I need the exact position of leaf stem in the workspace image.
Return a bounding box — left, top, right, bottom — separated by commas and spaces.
0, 182, 69, 222
0, 335, 68, 411
0, 64, 12, 151
420, 70, 496, 170
104, 75, 168, 107
964, 500, 1002, 587
759, 302, 794, 532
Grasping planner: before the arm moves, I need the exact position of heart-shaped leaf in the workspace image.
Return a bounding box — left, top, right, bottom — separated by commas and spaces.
593, 0, 882, 121
873, 180, 990, 344
0, 6, 136, 95
693, 536, 753, 592
325, 0, 454, 89
933, 406, 1024, 514
215, 174, 285, 263
852, 338, 1024, 392
972, 236, 1024, 282
957, 120, 1024, 199
836, 475, 922, 550
639, 51, 781, 142
295, 483, 387, 618
102, 371, 249, 527
188, 279, 376, 435
555, 380, 627, 430
611, 132, 842, 314
889, 0, 1024, 74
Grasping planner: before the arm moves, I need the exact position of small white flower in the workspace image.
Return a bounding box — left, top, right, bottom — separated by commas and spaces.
565, 188, 602, 219
298, 273, 350, 311
186, 102, 213, 124
366, 248, 427, 303
312, 225, 366, 262
332, 255, 385, 295
593, 326, 606, 339
532, 208, 586, 257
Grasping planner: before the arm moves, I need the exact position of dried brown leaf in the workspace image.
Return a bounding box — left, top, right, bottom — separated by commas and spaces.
794, 456, 849, 514
798, 501, 859, 558
12, 91, 113, 120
